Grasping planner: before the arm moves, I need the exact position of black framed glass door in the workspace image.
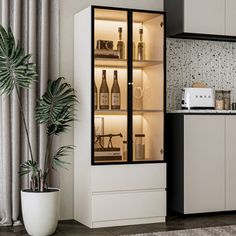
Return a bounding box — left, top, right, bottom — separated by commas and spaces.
131, 11, 165, 162
92, 7, 129, 164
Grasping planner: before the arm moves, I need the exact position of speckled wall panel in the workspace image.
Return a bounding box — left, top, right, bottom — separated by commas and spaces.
166, 38, 236, 111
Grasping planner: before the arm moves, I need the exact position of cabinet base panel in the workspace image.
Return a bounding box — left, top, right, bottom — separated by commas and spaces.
91, 216, 166, 228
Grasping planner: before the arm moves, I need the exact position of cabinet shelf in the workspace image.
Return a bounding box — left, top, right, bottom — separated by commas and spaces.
95, 109, 163, 116
95, 58, 163, 68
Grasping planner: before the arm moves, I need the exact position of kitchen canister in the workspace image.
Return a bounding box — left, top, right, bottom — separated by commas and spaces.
215, 90, 224, 110
223, 90, 231, 110
232, 103, 236, 110
135, 134, 145, 160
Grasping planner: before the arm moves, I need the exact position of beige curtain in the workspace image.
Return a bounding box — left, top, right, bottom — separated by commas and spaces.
0, 0, 59, 226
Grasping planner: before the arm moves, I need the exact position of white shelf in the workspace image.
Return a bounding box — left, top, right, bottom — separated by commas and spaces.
133, 158, 164, 162
95, 58, 163, 69
95, 159, 127, 163
95, 109, 163, 116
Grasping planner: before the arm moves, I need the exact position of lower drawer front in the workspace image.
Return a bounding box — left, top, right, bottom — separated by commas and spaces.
92, 190, 166, 222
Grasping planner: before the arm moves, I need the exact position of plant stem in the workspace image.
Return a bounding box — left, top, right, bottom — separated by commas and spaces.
43, 97, 55, 175
15, 86, 34, 161
44, 135, 53, 171
42, 134, 53, 191
44, 138, 49, 172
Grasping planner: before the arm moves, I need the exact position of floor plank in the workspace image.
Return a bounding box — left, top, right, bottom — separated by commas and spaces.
4, 212, 236, 236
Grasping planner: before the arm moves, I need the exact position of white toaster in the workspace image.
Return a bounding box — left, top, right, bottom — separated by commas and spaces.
182, 88, 215, 109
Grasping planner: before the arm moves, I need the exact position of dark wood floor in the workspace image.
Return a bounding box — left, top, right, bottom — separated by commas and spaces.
2, 212, 236, 235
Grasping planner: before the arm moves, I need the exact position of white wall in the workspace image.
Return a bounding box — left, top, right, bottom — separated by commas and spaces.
59, 0, 163, 220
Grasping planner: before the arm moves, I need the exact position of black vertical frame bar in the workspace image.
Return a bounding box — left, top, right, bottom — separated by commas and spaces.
163, 12, 167, 163
91, 6, 95, 165
127, 10, 133, 163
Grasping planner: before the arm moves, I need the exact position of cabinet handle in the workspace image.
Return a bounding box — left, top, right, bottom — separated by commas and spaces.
128, 82, 133, 85
160, 149, 164, 154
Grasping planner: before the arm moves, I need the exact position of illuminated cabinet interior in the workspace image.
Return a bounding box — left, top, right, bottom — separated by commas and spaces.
93, 8, 165, 164
74, 6, 166, 228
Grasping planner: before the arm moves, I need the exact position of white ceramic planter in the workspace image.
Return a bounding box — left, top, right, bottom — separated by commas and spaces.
21, 188, 60, 236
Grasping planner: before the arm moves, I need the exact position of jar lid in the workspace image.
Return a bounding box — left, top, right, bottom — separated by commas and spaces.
135, 134, 145, 137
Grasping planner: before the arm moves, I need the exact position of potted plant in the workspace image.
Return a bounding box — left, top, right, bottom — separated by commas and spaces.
0, 25, 77, 236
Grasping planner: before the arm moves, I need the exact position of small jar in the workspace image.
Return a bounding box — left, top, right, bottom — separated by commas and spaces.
123, 141, 127, 161
135, 134, 145, 160
223, 90, 231, 110
232, 102, 236, 110
215, 90, 224, 110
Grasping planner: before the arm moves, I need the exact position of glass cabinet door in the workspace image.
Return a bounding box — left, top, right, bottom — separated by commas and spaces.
132, 11, 165, 162
93, 8, 128, 164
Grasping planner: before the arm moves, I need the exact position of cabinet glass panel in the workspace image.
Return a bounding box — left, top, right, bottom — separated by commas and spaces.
132, 11, 164, 162
93, 8, 128, 163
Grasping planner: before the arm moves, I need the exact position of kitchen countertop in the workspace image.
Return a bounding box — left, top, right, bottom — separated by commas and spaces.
167, 110, 236, 114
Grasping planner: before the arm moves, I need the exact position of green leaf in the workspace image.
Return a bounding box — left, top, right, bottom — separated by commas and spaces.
52, 145, 74, 170
35, 77, 78, 135
0, 24, 37, 95
19, 160, 39, 176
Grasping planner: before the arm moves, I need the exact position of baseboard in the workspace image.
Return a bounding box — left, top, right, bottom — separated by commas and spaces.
92, 216, 166, 228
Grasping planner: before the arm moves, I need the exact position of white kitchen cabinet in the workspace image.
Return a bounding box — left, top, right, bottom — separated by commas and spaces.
184, 115, 225, 213
226, 0, 236, 36
226, 116, 236, 210
184, 0, 225, 35
165, 0, 236, 40
167, 114, 236, 214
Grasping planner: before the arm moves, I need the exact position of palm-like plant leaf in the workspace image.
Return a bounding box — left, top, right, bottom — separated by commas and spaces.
52, 145, 74, 170
0, 25, 37, 95
19, 160, 38, 176
35, 77, 77, 135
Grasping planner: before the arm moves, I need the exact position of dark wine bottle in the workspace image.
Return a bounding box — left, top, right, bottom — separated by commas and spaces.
99, 70, 109, 110
94, 82, 98, 110
111, 70, 121, 110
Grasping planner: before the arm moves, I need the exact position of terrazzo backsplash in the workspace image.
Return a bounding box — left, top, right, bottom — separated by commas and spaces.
166, 38, 236, 111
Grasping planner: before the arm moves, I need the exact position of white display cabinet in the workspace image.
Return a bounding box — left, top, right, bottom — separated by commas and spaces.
74, 6, 166, 228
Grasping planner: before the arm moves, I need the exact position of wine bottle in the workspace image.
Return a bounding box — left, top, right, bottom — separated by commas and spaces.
111, 70, 121, 110
99, 70, 109, 110
137, 28, 145, 61
94, 82, 98, 110
117, 27, 125, 59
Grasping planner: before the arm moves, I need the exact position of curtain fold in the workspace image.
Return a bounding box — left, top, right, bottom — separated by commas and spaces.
20, 0, 29, 191
11, 0, 21, 223
0, 0, 59, 226
38, 0, 49, 171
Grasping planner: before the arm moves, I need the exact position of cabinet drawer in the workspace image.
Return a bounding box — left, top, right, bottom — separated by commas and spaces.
92, 190, 166, 222
91, 163, 166, 192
